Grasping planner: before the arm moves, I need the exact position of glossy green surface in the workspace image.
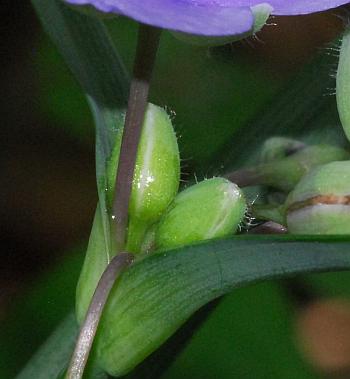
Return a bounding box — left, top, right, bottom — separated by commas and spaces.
337, 26, 350, 143
155, 178, 246, 250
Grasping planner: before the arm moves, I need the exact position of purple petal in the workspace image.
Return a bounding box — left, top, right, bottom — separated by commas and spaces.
204, 0, 350, 13
265, 0, 350, 15
65, 0, 254, 36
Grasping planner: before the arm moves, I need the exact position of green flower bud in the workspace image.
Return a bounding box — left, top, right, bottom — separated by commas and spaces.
337, 26, 350, 143
76, 104, 179, 323
107, 103, 180, 252
286, 161, 350, 234
93, 178, 246, 377
154, 177, 247, 250
260, 137, 306, 163
229, 144, 349, 192
171, 4, 272, 47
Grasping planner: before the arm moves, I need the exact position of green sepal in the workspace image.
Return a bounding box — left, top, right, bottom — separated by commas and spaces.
154, 177, 247, 250
171, 3, 272, 47
260, 137, 306, 162
248, 144, 349, 192
106, 103, 180, 253
337, 26, 350, 143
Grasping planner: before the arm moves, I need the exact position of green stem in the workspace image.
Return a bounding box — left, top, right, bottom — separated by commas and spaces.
251, 204, 286, 225
112, 25, 161, 253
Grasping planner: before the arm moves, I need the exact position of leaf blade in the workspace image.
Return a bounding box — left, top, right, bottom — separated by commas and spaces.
16, 236, 350, 378
96, 235, 350, 376
32, 0, 129, 259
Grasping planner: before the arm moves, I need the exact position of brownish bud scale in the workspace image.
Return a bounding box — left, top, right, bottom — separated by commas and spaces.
286, 161, 350, 234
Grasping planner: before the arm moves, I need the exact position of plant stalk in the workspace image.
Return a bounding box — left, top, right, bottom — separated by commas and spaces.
65, 252, 134, 379
112, 24, 161, 252
225, 167, 266, 187
248, 221, 288, 234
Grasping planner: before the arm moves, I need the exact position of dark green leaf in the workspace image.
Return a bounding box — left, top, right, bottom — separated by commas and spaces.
163, 282, 318, 379
0, 249, 83, 378
214, 50, 343, 172
16, 313, 78, 379
16, 236, 350, 378
32, 0, 129, 259
95, 235, 350, 376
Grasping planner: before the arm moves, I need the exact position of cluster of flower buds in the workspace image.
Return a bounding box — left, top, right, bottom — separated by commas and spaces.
76, 103, 247, 330
249, 136, 350, 235
104, 103, 247, 254
254, 139, 348, 192
250, 18, 350, 234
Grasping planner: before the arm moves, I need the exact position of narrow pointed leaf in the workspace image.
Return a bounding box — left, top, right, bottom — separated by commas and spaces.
17, 236, 350, 378
32, 0, 129, 259
15, 313, 78, 379
96, 235, 350, 376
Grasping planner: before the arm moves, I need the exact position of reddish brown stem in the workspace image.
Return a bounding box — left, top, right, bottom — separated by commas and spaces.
249, 221, 288, 235
65, 252, 134, 379
112, 25, 161, 252
225, 167, 266, 187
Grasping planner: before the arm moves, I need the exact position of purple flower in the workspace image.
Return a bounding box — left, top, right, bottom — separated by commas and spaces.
65, 0, 349, 37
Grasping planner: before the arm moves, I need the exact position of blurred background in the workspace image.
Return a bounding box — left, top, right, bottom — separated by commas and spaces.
2, 1, 350, 378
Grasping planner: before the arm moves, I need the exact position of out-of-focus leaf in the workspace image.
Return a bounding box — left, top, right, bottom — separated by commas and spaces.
213, 50, 343, 172
15, 313, 78, 379
0, 249, 83, 379
163, 282, 318, 379
32, 0, 129, 260
36, 37, 93, 143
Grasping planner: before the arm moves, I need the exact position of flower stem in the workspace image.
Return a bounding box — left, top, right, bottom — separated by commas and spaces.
225, 167, 266, 187
248, 221, 287, 234
112, 24, 161, 252
65, 252, 134, 379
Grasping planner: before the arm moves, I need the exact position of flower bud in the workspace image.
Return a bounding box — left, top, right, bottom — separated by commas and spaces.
94, 178, 246, 377
107, 103, 180, 252
154, 177, 247, 250
76, 104, 179, 322
286, 161, 350, 234
260, 137, 306, 163
171, 4, 272, 47
249, 144, 350, 192
337, 27, 350, 143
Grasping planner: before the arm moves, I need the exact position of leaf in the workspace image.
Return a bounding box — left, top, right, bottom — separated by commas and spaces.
15, 236, 350, 378
213, 49, 342, 172
163, 283, 318, 379
0, 249, 84, 379
31, 0, 129, 260
15, 313, 78, 379
95, 235, 350, 376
